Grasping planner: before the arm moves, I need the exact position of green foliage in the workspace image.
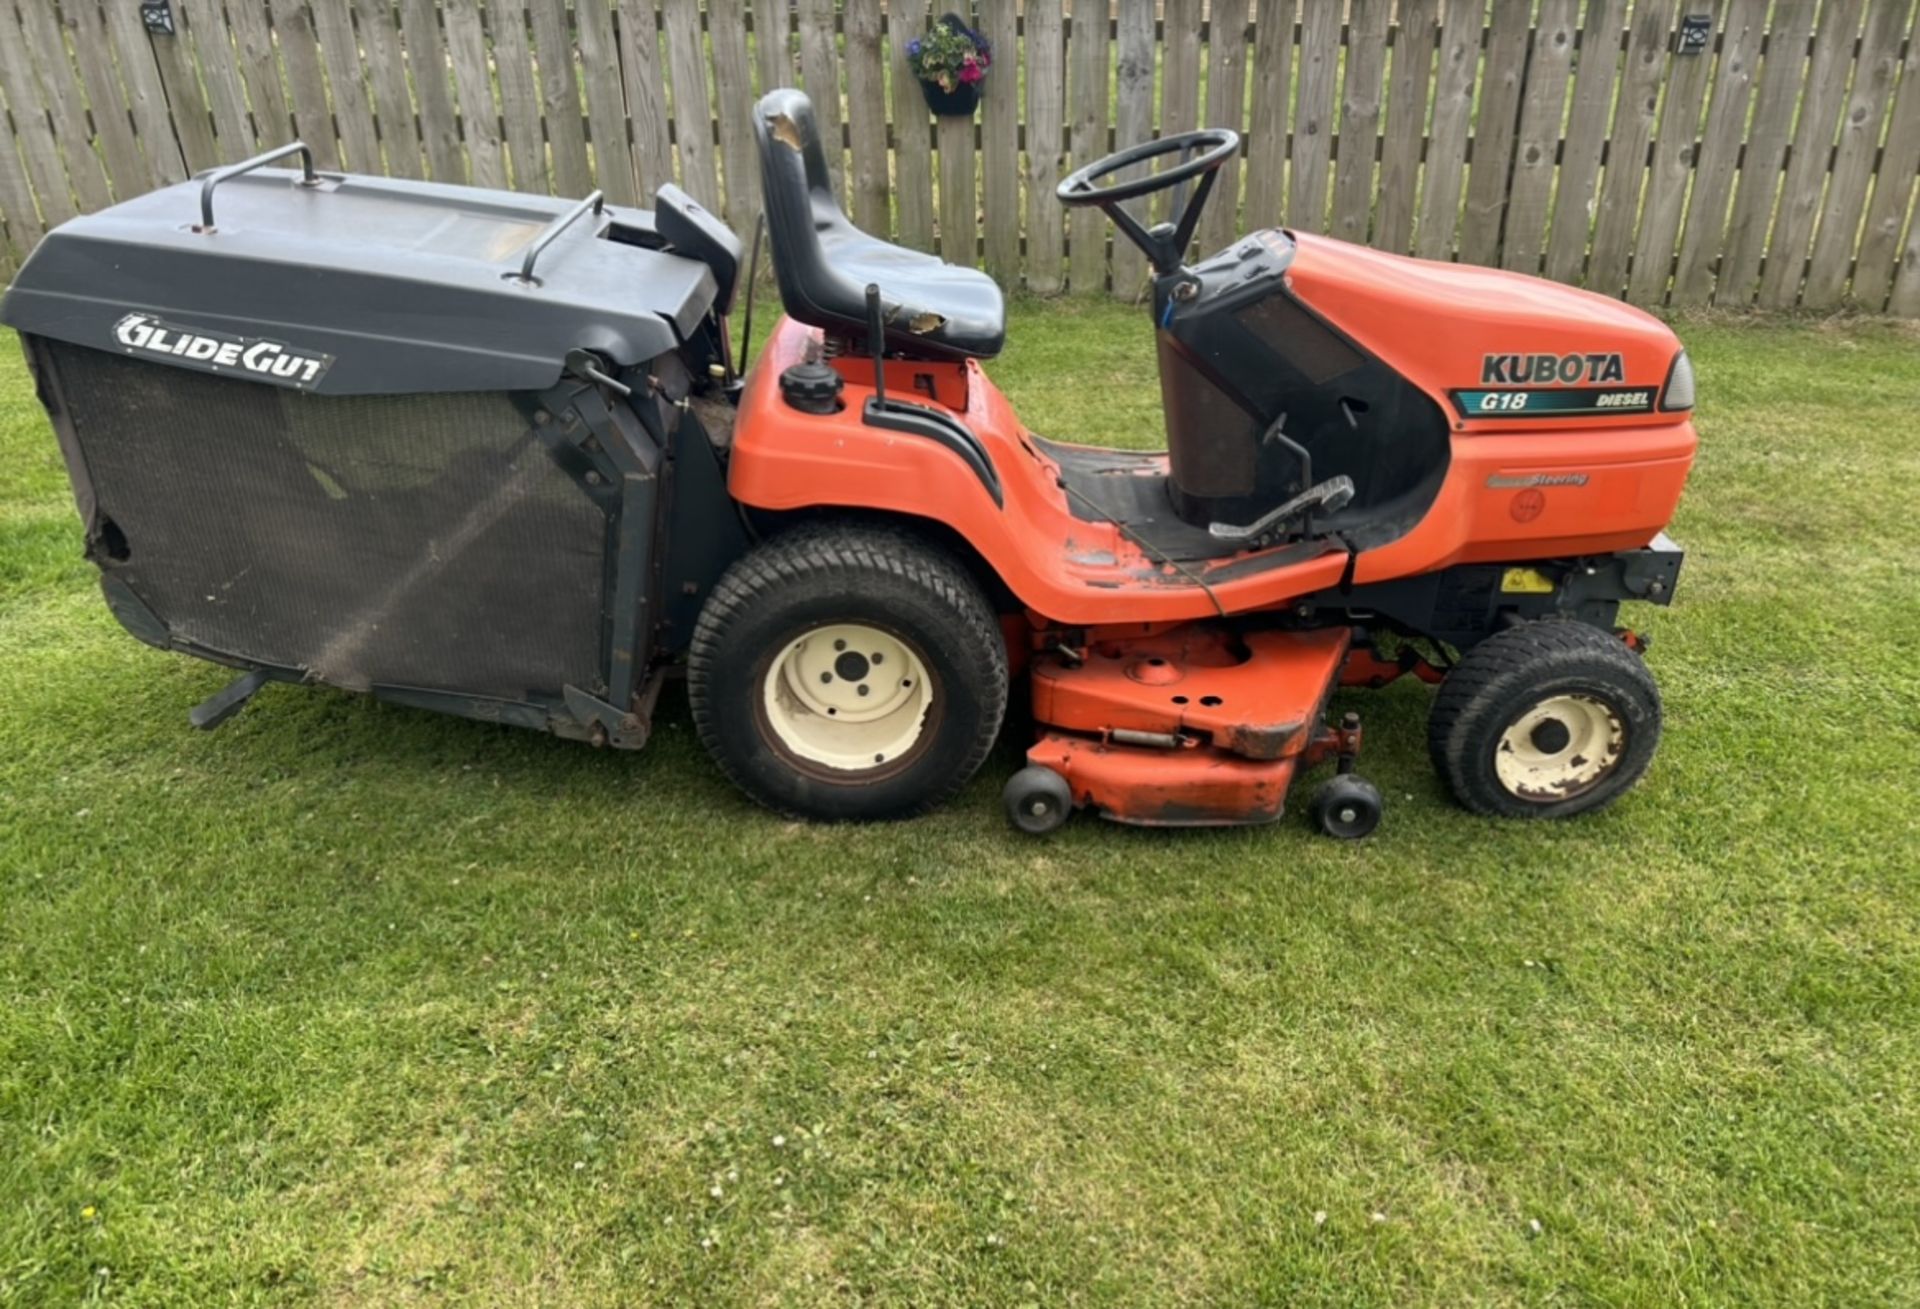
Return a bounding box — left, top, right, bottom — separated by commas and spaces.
2, 308, 1918, 1305
906, 16, 993, 94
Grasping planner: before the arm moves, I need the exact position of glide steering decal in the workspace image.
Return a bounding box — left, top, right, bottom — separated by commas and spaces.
113, 312, 333, 389
1451, 351, 1654, 418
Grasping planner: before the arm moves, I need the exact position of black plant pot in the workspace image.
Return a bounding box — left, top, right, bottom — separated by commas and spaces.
918, 79, 981, 117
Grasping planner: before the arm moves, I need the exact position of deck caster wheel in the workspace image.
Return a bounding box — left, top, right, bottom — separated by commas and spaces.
1003, 765, 1072, 835
1310, 774, 1383, 840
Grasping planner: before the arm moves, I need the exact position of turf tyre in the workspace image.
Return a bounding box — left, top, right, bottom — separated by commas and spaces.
1428, 620, 1661, 819
689, 522, 1008, 821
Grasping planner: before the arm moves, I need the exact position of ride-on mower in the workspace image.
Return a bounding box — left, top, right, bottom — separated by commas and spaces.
0, 87, 1694, 838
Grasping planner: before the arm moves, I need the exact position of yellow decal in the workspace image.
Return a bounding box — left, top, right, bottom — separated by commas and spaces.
1501, 567, 1556, 595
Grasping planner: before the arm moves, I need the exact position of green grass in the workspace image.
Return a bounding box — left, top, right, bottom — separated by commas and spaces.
3, 304, 1919, 1306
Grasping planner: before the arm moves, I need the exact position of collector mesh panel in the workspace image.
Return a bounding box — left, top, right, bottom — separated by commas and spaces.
50, 342, 608, 701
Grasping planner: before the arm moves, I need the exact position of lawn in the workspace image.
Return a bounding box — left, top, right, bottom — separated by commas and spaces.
2, 301, 1918, 1307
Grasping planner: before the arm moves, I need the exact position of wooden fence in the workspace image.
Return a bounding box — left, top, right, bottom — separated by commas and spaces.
2, 1, 1919, 315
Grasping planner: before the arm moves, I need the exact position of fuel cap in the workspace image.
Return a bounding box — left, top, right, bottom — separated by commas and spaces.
779, 359, 843, 414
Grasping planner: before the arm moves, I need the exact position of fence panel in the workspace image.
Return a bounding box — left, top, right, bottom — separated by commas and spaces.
1, 0, 1918, 319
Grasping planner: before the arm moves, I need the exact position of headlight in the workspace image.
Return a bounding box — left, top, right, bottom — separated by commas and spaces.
1661, 349, 1695, 412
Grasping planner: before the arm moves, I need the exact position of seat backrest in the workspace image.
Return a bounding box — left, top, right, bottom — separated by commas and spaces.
751, 87, 1005, 360
751, 88, 845, 329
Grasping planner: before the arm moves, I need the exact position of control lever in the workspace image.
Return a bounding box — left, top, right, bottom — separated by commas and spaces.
1209, 475, 1356, 547
564, 347, 632, 398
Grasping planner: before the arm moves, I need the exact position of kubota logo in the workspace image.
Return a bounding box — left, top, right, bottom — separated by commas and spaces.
1481, 352, 1625, 385
113, 312, 332, 388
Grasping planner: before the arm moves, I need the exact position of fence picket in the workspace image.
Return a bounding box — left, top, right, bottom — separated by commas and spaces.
846, 0, 892, 237
755, 0, 794, 94
1850, 12, 1920, 310
223, 0, 294, 157
1376, 0, 1436, 255
529, 0, 593, 197
1457, 0, 1531, 266
709, 0, 760, 225
1627, 0, 1723, 304
490, 1, 549, 191
1111, 0, 1155, 294
1026, 0, 1066, 291
1757, 0, 1866, 308
1502, 0, 1578, 273
617, 0, 674, 198
1587, 0, 1675, 298
1891, 218, 1920, 314
978, 0, 1020, 279
397, 0, 464, 182
1243, 0, 1295, 236
1415, 3, 1482, 260
142, 0, 223, 172
178, 0, 260, 160
1716, 0, 1814, 303
1068, 0, 1112, 291
891, 0, 936, 252
309, 0, 384, 172
937, 115, 976, 265
103, 0, 188, 183
1331, 0, 1389, 245
1803, 0, 1912, 307
662, 0, 721, 210
0, 7, 78, 229
796, 0, 844, 199
358, 0, 426, 180
1290, 0, 1340, 235
0, 76, 39, 256
576, 0, 637, 205
1157, 0, 1203, 238
13, 2, 112, 213
1542, 0, 1625, 285
1669, 1, 1763, 305
444, 2, 508, 188
1198, 0, 1252, 257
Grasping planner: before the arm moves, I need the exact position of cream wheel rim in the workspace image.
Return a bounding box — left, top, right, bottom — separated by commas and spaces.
761, 623, 933, 772
1494, 692, 1626, 802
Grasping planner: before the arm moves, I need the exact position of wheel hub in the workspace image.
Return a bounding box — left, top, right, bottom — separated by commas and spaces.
762, 623, 932, 772
1495, 693, 1625, 802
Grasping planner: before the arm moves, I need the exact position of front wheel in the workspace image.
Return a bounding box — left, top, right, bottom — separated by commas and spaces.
1428, 620, 1662, 819
688, 523, 1009, 821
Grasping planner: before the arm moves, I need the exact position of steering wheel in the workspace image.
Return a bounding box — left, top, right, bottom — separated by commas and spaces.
1056, 129, 1240, 276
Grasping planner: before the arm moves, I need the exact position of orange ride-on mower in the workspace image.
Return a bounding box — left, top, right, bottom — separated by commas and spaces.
0, 87, 1693, 839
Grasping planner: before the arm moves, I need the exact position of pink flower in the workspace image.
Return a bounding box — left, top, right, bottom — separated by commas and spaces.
958, 59, 983, 85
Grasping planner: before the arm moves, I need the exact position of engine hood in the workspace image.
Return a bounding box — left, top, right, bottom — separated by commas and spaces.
1284, 233, 1686, 431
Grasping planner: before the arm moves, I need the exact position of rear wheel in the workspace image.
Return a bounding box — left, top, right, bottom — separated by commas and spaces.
1428, 620, 1661, 818
689, 522, 1008, 821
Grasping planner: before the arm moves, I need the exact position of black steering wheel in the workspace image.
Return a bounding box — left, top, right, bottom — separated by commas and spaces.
1056, 128, 1240, 276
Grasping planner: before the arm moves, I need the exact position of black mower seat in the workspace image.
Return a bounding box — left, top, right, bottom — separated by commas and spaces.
752, 87, 1005, 361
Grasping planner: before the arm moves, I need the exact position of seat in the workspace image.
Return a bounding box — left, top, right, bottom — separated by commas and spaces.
752, 88, 1005, 360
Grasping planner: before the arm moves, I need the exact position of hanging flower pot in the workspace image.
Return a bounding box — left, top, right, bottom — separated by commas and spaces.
908, 13, 992, 118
